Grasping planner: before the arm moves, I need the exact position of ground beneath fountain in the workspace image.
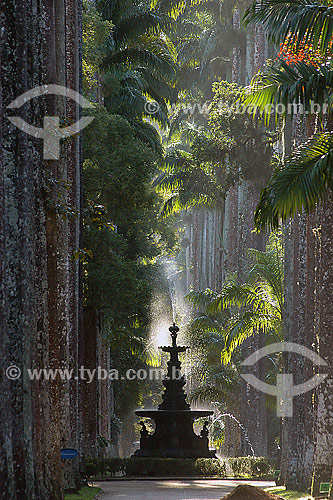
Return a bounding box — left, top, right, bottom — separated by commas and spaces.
93, 479, 276, 500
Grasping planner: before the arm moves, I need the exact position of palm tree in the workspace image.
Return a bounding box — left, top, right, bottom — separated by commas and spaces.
255, 131, 333, 230
185, 309, 243, 454
186, 245, 283, 455
97, 2, 178, 127
187, 246, 283, 362
153, 141, 227, 216
240, 59, 333, 228
155, 80, 275, 217
242, 59, 333, 126
244, 0, 333, 54
241, 0, 333, 224
244, 0, 333, 493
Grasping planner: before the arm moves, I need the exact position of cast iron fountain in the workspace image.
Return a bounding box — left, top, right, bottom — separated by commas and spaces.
133, 323, 216, 458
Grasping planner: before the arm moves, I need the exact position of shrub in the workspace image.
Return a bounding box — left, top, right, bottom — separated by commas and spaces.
229, 457, 245, 476
85, 457, 227, 477
250, 458, 270, 477
85, 457, 273, 478
227, 457, 273, 477
85, 458, 126, 477
85, 461, 98, 477
125, 458, 220, 477
195, 458, 226, 477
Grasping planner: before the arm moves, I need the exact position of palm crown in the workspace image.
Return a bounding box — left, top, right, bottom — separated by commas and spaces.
243, 0, 333, 229
187, 247, 283, 363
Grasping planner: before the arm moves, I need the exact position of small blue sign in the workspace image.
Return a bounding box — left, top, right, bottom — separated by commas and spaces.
61, 448, 79, 460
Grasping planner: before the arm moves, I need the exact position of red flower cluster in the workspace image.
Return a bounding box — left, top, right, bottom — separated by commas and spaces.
277, 40, 328, 67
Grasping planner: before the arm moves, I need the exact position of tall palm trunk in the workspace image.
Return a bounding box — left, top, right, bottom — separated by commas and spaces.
0, 0, 65, 497
311, 192, 333, 497
0, 0, 83, 496
279, 116, 319, 492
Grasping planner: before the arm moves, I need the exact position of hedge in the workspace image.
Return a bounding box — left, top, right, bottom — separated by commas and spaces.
228, 457, 274, 477
85, 456, 274, 478
85, 458, 226, 477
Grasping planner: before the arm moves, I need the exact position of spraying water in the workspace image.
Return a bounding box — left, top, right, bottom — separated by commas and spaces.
210, 404, 255, 456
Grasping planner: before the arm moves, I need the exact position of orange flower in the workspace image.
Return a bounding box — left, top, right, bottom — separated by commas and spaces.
277, 35, 331, 67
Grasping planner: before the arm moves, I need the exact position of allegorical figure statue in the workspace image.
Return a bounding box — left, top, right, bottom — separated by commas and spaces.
200, 421, 209, 439
140, 421, 149, 439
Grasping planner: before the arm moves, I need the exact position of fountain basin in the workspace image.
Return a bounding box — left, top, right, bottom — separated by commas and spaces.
134, 409, 216, 458
136, 409, 214, 418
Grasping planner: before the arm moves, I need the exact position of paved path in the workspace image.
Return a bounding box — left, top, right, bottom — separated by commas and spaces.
93, 479, 276, 500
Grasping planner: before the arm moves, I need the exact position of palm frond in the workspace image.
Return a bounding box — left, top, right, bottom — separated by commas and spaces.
255, 132, 333, 230
242, 60, 333, 125
209, 275, 279, 317
189, 381, 239, 406
154, 146, 225, 216
103, 41, 177, 79
221, 311, 281, 364
189, 314, 229, 334
244, 0, 333, 54
187, 247, 283, 363
152, 0, 187, 19
113, 10, 174, 47
129, 119, 164, 156
140, 68, 178, 103
97, 0, 133, 22
247, 248, 284, 311
159, 187, 218, 216
187, 288, 219, 309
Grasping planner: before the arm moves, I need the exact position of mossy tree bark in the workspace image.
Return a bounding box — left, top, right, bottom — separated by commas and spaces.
311, 193, 333, 497
0, 0, 83, 497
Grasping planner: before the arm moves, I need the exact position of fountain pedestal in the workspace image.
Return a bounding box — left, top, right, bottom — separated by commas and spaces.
133, 324, 216, 459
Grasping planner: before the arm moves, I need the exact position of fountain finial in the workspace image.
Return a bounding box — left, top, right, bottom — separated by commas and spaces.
169, 322, 179, 347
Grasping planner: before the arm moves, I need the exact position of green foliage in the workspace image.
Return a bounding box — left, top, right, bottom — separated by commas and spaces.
81, 0, 181, 432
187, 244, 284, 363
210, 81, 275, 181
184, 242, 283, 447
255, 132, 333, 230
99, 2, 178, 126
154, 142, 227, 216
244, 0, 333, 54
83, 108, 155, 315
156, 81, 274, 217
83, 106, 176, 417
241, 60, 333, 126
228, 456, 273, 477
244, 0, 333, 230
194, 458, 227, 477
85, 457, 227, 477
64, 486, 102, 500
97, 0, 134, 23
242, 58, 333, 231
185, 316, 242, 446
82, 0, 113, 97
187, 332, 241, 406
160, 0, 248, 157
85, 457, 125, 477
85, 457, 276, 478
265, 487, 314, 500
170, 0, 246, 96
98, 414, 122, 447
